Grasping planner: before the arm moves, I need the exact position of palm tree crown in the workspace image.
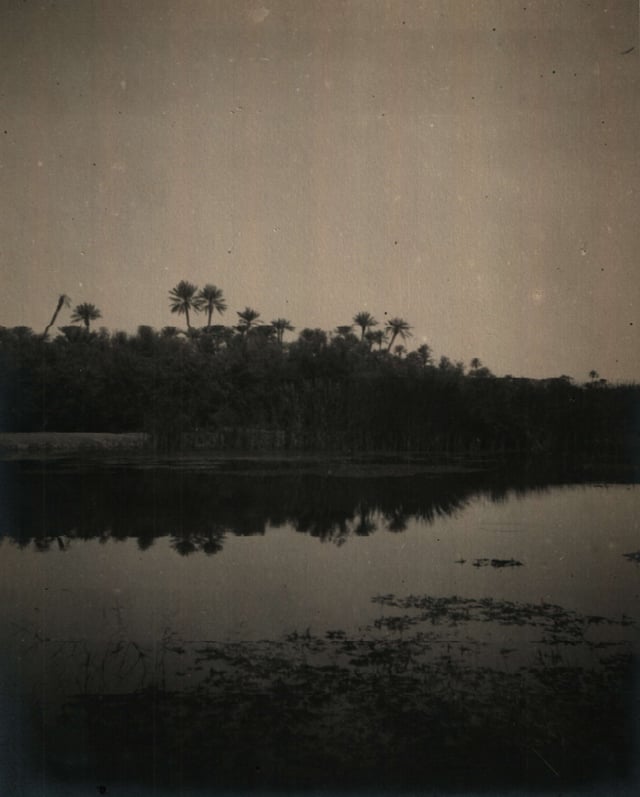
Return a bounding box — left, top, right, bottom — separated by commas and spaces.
70, 302, 102, 331
197, 284, 227, 328
416, 343, 432, 367
386, 317, 412, 351
236, 307, 261, 334
169, 281, 199, 330
366, 329, 387, 350
353, 311, 378, 340
271, 318, 295, 344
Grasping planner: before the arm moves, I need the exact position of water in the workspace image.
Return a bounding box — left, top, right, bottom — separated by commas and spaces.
1, 456, 639, 794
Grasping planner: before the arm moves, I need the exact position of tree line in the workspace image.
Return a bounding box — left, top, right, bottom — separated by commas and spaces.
0, 284, 638, 457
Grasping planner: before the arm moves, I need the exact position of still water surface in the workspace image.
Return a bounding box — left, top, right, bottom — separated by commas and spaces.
1, 456, 639, 794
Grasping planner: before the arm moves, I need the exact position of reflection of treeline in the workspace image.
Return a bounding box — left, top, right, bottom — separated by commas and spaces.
1, 324, 638, 456
1, 461, 632, 555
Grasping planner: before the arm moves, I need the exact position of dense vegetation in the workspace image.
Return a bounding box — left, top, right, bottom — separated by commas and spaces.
1, 287, 638, 457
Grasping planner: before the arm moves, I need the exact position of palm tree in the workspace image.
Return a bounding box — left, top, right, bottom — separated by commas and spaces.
470, 357, 482, 372
197, 284, 227, 328
43, 293, 71, 337
236, 307, 260, 334
169, 280, 200, 330
70, 302, 102, 331
271, 318, 295, 344
366, 329, 387, 350
393, 344, 407, 359
416, 343, 432, 367
353, 311, 378, 340
386, 317, 412, 351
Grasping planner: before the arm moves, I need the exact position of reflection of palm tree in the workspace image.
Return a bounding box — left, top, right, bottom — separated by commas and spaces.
170, 535, 198, 556
201, 526, 226, 555
386, 510, 408, 532
197, 284, 227, 328
354, 505, 377, 536
353, 311, 378, 340
71, 302, 102, 331
386, 317, 412, 351
43, 293, 71, 337
169, 280, 199, 331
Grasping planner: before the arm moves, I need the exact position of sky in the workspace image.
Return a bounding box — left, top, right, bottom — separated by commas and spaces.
1, 0, 638, 381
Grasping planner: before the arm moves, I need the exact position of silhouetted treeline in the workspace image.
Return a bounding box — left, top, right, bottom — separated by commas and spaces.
1, 324, 638, 457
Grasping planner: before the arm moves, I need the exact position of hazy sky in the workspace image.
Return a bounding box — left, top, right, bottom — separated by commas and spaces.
1, 0, 638, 381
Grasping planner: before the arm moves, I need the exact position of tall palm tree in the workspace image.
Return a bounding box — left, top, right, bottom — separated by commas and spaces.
271, 318, 295, 344
197, 284, 227, 328
169, 280, 200, 330
386, 317, 412, 351
353, 311, 378, 340
43, 294, 71, 337
236, 307, 260, 335
71, 302, 102, 331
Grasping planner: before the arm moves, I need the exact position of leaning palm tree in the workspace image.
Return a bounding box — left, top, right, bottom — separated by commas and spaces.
353, 311, 378, 340
236, 307, 260, 335
386, 317, 412, 351
197, 284, 227, 329
169, 280, 200, 331
70, 302, 102, 331
43, 293, 71, 337
271, 318, 295, 345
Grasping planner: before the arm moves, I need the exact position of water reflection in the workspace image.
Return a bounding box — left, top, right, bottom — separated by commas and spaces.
1, 458, 639, 793
2, 458, 635, 555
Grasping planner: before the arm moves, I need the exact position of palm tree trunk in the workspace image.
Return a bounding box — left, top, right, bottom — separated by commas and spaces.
43, 297, 64, 337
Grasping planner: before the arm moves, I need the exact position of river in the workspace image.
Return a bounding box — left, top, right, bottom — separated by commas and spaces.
1, 455, 639, 794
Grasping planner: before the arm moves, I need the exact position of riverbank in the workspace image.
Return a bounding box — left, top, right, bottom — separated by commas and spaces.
0, 432, 151, 453
0, 432, 502, 477
0, 433, 635, 482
